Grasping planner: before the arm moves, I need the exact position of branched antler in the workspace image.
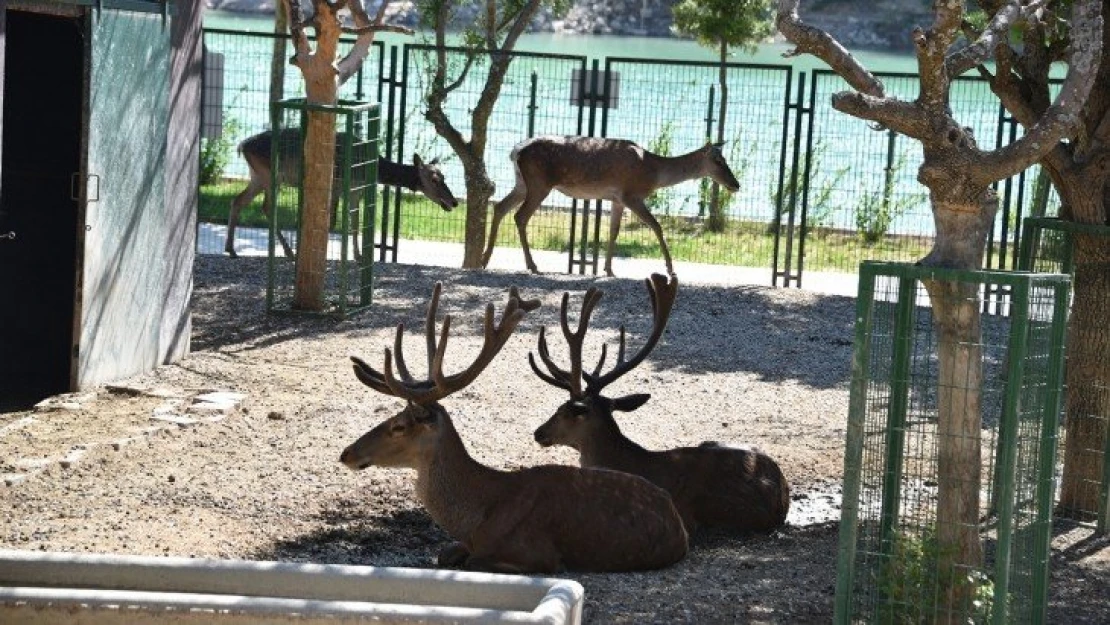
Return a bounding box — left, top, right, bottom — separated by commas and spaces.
530, 274, 679, 398
352, 284, 540, 404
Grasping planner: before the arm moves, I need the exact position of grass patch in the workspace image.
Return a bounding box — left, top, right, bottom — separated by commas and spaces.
201, 183, 935, 273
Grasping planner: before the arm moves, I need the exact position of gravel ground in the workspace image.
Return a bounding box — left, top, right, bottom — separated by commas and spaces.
2, 255, 1108, 623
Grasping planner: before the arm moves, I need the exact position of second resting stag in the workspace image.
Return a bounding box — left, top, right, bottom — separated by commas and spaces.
529, 273, 790, 534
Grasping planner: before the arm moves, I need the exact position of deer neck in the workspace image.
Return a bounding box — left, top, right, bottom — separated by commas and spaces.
414, 416, 503, 540
649, 149, 708, 190
578, 417, 650, 472
378, 159, 420, 191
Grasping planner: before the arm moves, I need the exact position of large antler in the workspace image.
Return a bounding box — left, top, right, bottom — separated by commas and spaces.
352, 284, 541, 404
583, 273, 678, 394
528, 287, 605, 398
529, 273, 678, 398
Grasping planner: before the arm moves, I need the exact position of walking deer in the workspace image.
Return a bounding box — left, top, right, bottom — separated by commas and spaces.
227, 128, 458, 259
339, 283, 688, 574
529, 273, 790, 533
481, 136, 741, 277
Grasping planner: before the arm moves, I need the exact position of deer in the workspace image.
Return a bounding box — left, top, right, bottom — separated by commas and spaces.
481, 136, 741, 277
339, 282, 689, 574
529, 273, 791, 534
227, 128, 458, 259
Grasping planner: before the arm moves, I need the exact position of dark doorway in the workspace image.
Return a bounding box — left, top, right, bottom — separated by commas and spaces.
0, 10, 84, 409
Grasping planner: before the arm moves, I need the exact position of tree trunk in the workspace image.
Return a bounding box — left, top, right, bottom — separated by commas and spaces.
269, 2, 287, 106
920, 188, 996, 621
460, 155, 494, 268
707, 41, 728, 233
293, 81, 338, 311
1058, 232, 1110, 518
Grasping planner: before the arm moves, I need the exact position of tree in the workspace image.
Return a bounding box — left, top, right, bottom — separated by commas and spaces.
419, 0, 571, 268
280, 0, 410, 310
673, 0, 774, 233
974, 0, 1110, 521
775, 0, 1102, 617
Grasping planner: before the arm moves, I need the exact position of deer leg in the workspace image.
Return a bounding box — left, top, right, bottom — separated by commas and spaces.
482, 182, 527, 268
227, 179, 266, 259
513, 190, 551, 274
625, 198, 675, 277
258, 192, 296, 259
603, 201, 626, 277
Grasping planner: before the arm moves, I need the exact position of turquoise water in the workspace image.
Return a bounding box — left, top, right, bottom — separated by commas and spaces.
203, 10, 1045, 241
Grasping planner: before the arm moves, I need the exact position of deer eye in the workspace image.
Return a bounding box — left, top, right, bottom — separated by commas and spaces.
389, 423, 406, 436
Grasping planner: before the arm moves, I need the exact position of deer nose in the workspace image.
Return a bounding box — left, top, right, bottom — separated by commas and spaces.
339, 448, 351, 464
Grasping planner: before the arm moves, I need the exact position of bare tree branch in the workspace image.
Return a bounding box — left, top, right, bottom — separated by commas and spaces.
947, 1, 1041, 77
912, 2, 964, 114
980, 0, 1103, 181
829, 91, 931, 140
775, 0, 884, 98
337, 1, 412, 85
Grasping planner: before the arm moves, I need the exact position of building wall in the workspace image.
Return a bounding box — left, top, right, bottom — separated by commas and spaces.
160, 0, 203, 364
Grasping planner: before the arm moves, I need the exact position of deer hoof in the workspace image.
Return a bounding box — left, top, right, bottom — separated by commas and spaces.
226, 249, 238, 259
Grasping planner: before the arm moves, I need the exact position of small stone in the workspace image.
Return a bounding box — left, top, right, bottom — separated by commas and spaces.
267, 411, 285, 421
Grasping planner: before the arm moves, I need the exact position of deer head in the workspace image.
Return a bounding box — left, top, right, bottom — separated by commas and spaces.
412, 154, 459, 212
704, 142, 740, 193
531, 273, 678, 451
341, 283, 540, 471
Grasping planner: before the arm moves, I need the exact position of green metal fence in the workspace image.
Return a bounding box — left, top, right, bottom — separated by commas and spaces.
837, 262, 1070, 624
1019, 217, 1110, 532
200, 29, 1062, 286
266, 99, 379, 318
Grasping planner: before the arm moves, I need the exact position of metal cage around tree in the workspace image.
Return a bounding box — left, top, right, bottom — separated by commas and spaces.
836, 262, 1071, 624
266, 98, 379, 318
1018, 216, 1110, 533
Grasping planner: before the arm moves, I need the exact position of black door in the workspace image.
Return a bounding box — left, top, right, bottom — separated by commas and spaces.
0, 10, 84, 409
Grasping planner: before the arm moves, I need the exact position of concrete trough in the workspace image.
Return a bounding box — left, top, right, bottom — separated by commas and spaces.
0, 549, 584, 624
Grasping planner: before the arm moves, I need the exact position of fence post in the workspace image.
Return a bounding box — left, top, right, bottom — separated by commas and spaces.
527, 70, 538, 138
698, 85, 716, 219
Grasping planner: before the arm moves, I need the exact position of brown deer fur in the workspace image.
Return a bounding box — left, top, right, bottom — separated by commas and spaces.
530, 274, 790, 533
340, 283, 688, 574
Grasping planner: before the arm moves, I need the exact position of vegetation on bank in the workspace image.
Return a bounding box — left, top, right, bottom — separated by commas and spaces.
201, 181, 933, 272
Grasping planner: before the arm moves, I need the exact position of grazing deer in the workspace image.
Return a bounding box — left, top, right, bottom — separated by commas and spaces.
530, 273, 790, 534
339, 283, 689, 574
481, 136, 741, 277
227, 128, 458, 259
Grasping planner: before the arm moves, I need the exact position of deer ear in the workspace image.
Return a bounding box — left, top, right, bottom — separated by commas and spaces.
611, 394, 650, 412
413, 153, 424, 167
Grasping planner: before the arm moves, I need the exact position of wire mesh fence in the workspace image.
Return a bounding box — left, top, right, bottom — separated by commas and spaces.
265, 99, 379, 318
200, 29, 1065, 286
837, 262, 1070, 624
1019, 217, 1110, 532
200, 29, 384, 257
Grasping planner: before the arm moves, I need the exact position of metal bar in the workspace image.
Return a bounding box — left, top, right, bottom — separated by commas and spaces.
338, 112, 354, 317
361, 111, 378, 307
378, 45, 398, 263
875, 273, 916, 606
527, 71, 538, 139
392, 45, 411, 264
833, 262, 878, 624
1032, 278, 1071, 620
266, 103, 283, 314
770, 69, 795, 287
700, 85, 715, 218
992, 276, 1032, 625
794, 70, 817, 290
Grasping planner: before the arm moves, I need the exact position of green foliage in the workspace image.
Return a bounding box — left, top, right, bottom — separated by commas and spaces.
702, 138, 756, 227
645, 122, 680, 217
769, 139, 846, 234
854, 151, 924, 244
876, 529, 997, 624
671, 0, 775, 55
199, 115, 243, 185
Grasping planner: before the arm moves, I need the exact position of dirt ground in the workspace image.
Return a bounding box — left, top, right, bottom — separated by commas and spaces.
2, 256, 1108, 623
